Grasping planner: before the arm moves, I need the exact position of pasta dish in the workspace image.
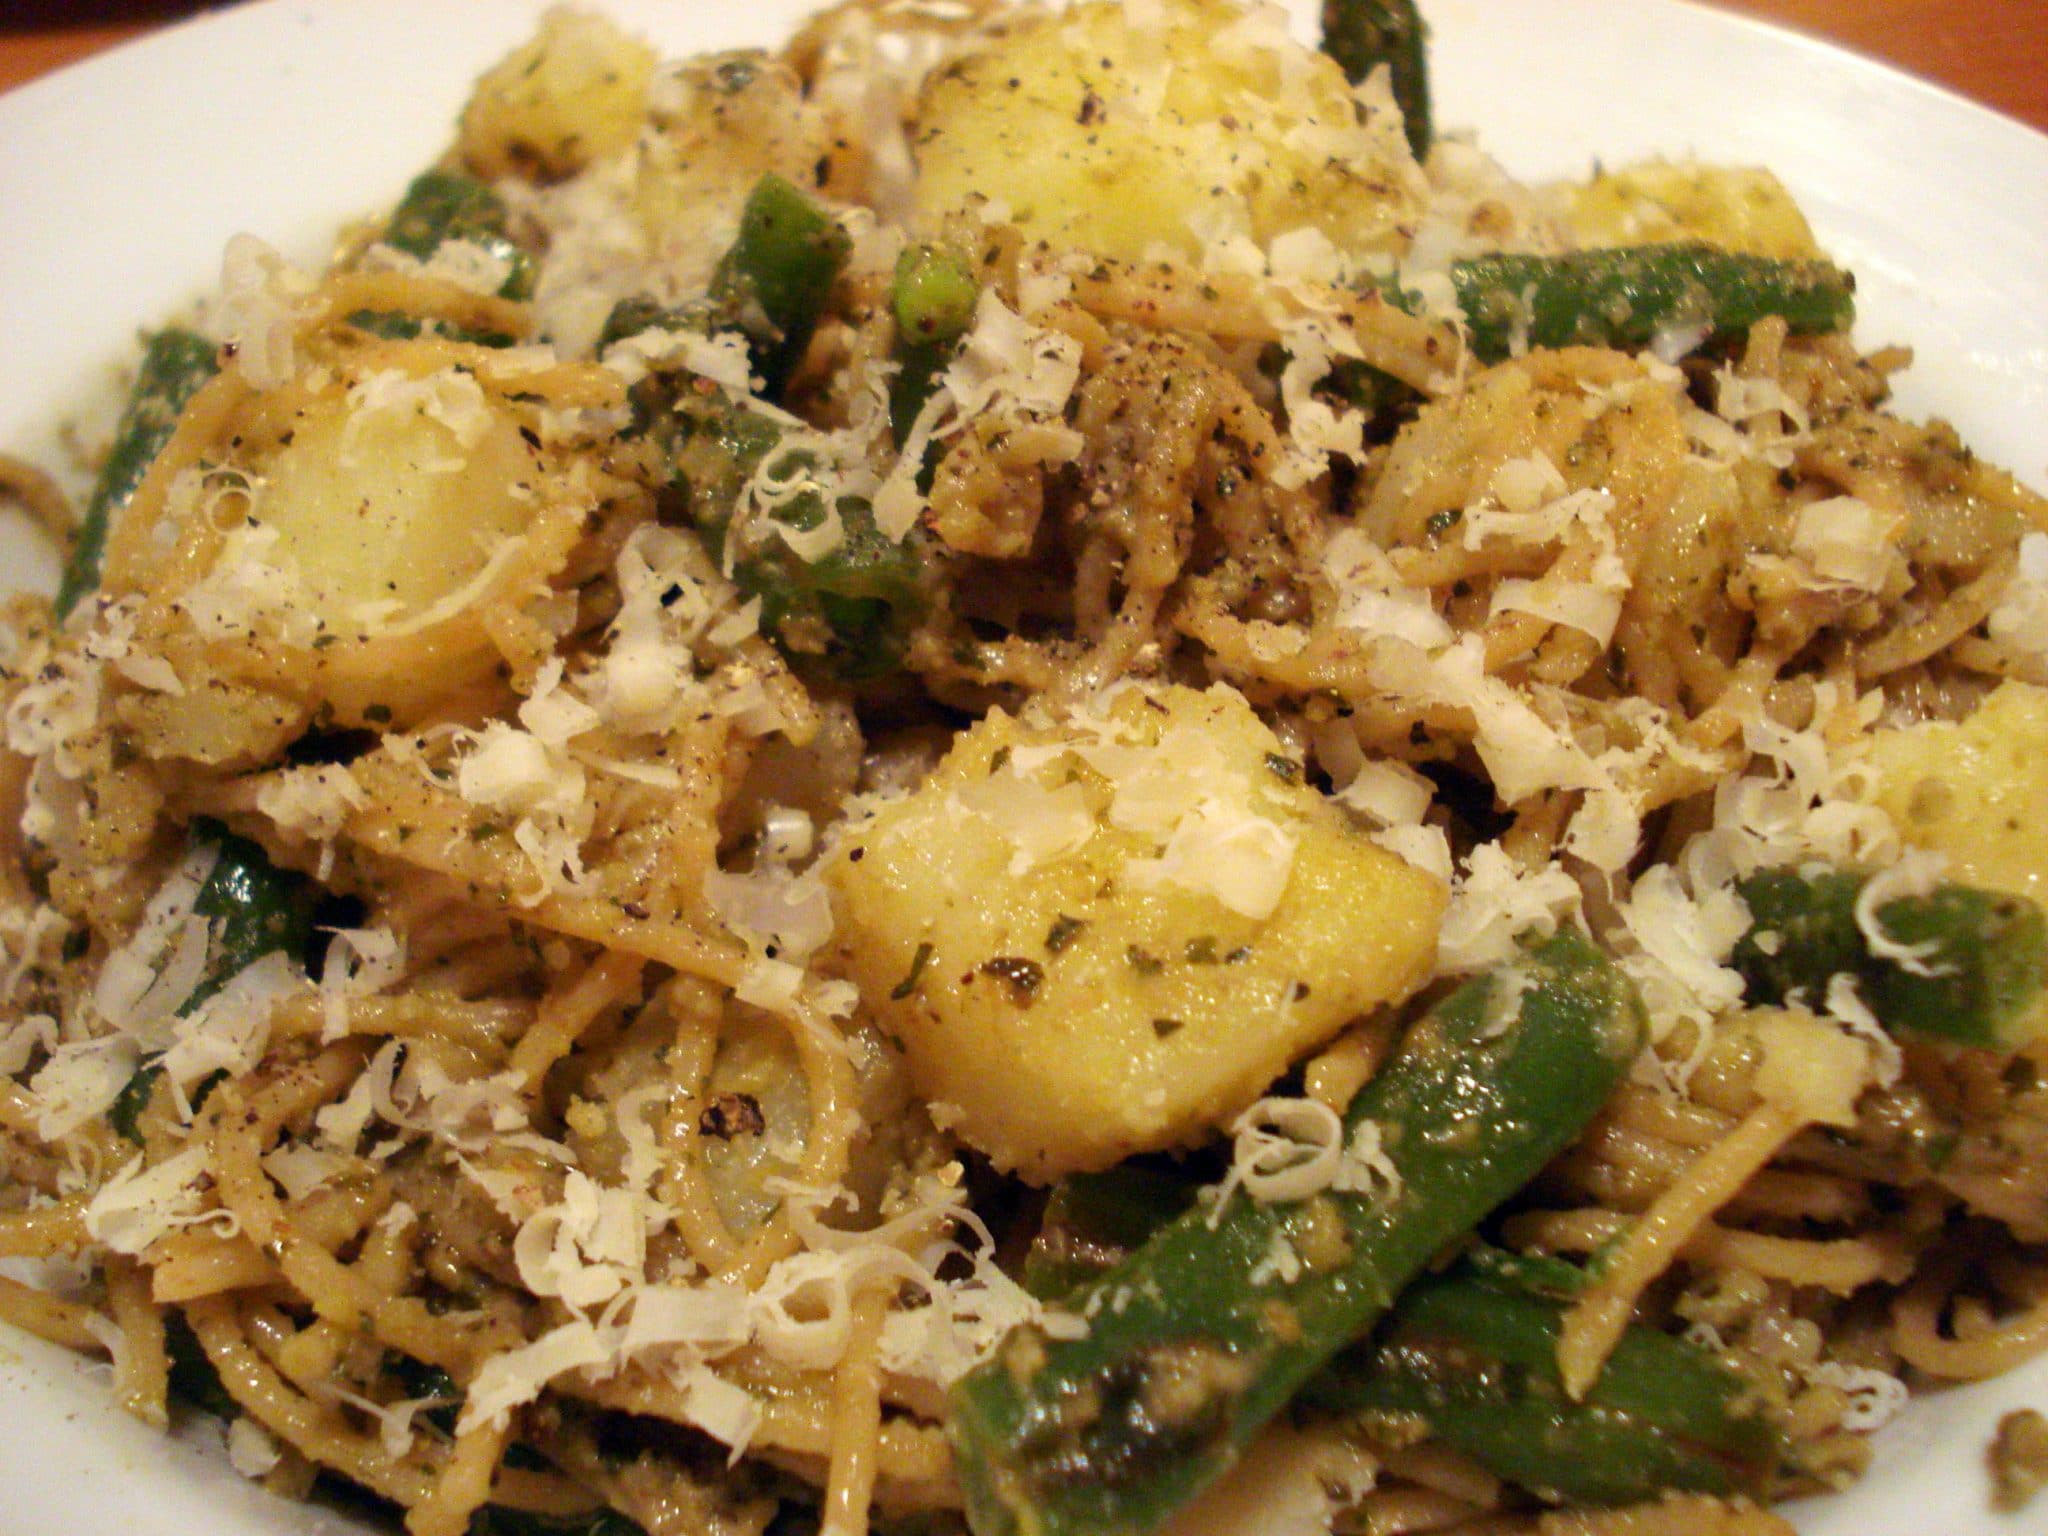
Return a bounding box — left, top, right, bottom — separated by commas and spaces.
4, 2, 2048, 1533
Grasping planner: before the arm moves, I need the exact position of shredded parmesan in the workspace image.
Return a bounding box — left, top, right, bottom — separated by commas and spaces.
1209, 1097, 1401, 1223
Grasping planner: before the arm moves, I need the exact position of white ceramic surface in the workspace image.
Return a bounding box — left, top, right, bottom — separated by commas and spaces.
0, 2, 2043, 1532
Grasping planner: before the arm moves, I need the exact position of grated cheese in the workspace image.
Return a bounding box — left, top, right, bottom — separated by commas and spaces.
1851, 846, 1951, 978
341, 368, 494, 473
1435, 842, 1582, 975
1988, 532, 2048, 659
1208, 1097, 1401, 1223
83, 1146, 233, 1255
213, 234, 311, 390
1820, 974, 1904, 1089
512, 1170, 659, 1312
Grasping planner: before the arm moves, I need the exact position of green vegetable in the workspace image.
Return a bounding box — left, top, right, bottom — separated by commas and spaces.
1307, 1263, 1785, 1506
164, 1307, 238, 1420
55, 328, 217, 619
108, 822, 316, 1142
1022, 1164, 1195, 1301
888, 241, 979, 447
709, 174, 851, 399
1427, 245, 1856, 367
1280, 245, 1854, 433
1732, 866, 2048, 1051
1028, 1177, 1780, 1508
382, 169, 534, 301
1320, 0, 1432, 159
949, 931, 1647, 1536
599, 297, 926, 679
341, 308, 518, 349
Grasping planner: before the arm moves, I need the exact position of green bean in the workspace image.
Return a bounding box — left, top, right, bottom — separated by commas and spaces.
1027, 1176, 1781, 1508
1277, 245, 1854, 440
1320, 0, 1432, 158
381, 168, 534, 301
1307, 1264, 1785, 1506
889, 240, 979, 447
163, 1309, 239, 1420
1732, 866, 2048, 1051
107, 823, 316, 1143
1434, 244, 1855, 366
709, 174, 851, 399
597, 298, 927, 679
54, 328, 216, 619
949, 931, 1646, 1536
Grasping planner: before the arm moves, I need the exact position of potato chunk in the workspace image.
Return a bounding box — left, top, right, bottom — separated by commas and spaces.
1562, 159, 1819, 259
257, 369, 541, 637
827, 684, 1445, 1181
460, 6, 657, 181
1866, 681, 2048, 906
911, 0, 1421, 265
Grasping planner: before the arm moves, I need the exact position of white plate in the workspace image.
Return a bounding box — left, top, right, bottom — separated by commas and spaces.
0, 2, 2044, 1533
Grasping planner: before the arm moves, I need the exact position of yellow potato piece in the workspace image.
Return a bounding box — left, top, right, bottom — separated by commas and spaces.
827, 683, 1445, 1181
258, 375, 540, 637
912, 0, 1421, 265
460, 6, 657, 181
1865, 680, 2048, 907
1562, 159, 1819, 259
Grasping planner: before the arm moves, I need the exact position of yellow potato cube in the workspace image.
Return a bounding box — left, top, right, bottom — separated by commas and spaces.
460, 6, 657, 181
257, 372, 540, 638
1562, 159, 1820, 259
827, 683, 1445, 1181
911, 0, 1422, 266
1865, 681, 2048, 907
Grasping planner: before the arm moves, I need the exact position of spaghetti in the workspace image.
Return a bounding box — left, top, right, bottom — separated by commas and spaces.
2, 2, 2047, 1534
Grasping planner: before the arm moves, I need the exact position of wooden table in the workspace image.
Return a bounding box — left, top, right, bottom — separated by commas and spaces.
1, 0, 2044, 134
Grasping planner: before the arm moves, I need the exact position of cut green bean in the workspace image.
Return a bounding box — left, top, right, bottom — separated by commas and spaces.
381, 168, 534, 301
1307, 1264, 1785, 1506
1283, 245, 1854, 434
1027, 1176, 1781, 1508
55, 327, 216, 619
1432, 244, 1855, 367
889, 240, 979, 446
598, 297, 926, 679
710, 174, 850, 399
949, 931, 1646, 1536
108, 823, 316, 1143
1320, 0, 1432, 158
1732, 866, 2048, 1051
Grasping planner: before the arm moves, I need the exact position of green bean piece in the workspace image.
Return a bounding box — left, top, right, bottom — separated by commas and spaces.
1320, 0, 1432, 158
381, 168, 534, 301
1282, 245, 1853, 430
949, 931, 1647, 1536
1022, 1164, 1196, 1301
889, 241, 979, 447
1027, 1177, 1781, 1507
107, 823, 317, 1143
710, 174, 851, 399
1732, 867, 2048, 1051
54, 327, 217, 620
163, 1309, 239, 1420
1307, 1265, 1786, 1506
1432, 244, 1855, 367
598, 297, 927, 679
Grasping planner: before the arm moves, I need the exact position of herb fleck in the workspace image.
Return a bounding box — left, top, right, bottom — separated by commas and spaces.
977, 956, 1045, 1005
891, 942, 935, 1000
699, 1092, 766, 1139
1046, 915, 1088, 954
